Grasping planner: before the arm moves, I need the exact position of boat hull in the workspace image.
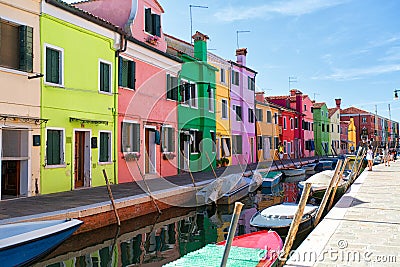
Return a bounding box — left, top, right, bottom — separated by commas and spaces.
262, 172, 283, 188
282, 168, 306, 177
217, 184, 250, 205
0, 219, 83, 267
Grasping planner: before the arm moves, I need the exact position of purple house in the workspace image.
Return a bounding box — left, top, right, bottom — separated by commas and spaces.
230, 48, 257, 165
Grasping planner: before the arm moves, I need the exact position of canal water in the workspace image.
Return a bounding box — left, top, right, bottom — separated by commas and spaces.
35, 174, 311, 267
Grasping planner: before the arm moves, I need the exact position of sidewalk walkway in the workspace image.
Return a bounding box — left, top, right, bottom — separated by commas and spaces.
286, 160, 400, 266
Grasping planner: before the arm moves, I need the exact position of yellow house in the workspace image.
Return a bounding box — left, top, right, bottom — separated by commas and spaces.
208, 53, 232, 165
0, 0, 43, 199
255, 92, 281, 162
348, 117, 357, 153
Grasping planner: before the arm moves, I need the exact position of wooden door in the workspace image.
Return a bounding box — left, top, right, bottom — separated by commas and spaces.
145, 129, 150, 173
74, 131, 85, 188
1, 161, 20, 197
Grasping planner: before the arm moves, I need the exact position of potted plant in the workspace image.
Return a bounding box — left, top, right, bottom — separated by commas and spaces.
221, 157, 229, 167
123, 152, 140, 161
216, 159, 222, 168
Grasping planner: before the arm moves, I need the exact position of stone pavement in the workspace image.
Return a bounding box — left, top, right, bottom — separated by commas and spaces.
286, 159, 400, 266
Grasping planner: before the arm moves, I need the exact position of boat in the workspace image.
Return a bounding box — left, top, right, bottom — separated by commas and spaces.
302, 163, 316, 172
260, 171, 283, 188
281, 167, 306, 177
196, 172, 262, 205
250, 203, 318, 238
164, 230, 283, 267
0, 219, 83, 267
298, 170, 348, 200
314, 160, 335, 172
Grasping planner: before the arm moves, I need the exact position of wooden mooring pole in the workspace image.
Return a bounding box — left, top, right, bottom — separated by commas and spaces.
314, 159, 344, 226
102, 169, 121, 226
205, 151, 218, 179
328, 158, 349, 211
279, 183, 312, 267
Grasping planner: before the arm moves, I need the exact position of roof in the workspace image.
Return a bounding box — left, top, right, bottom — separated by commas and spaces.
328, 108, 339, 118
341, 106, 369, 115
313, 102, 326, 109
267, 95, 288, 100
228, 60, 258, 74
47, 0, 123, 33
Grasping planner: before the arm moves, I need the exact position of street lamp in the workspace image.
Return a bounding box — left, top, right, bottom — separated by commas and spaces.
394, 89, 400, 100
190, 5, 208, 44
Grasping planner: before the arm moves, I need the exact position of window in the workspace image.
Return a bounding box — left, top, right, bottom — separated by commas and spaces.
255, 109, 263, 122
274, 113, 278, 124
327, 124, 330, 132
257, 136, 263, 150
266, 136, 272, 149
166, 74, 179, 101
119, 57, 136, 90
283, 116, 287, 129
0, 20, 33, 72
304, 104, 307, 111
295, 117, 298, 129
99, 60, 112, 93
210, 131, 216, 153
231, 70, 239, 85
248, 108, 254, 123
122, 122, 140, 153
221, 138, 231, 157
274, 137, 280, 149
311, 123, 314, 131
235, 105, 242, 121
311, 107, 314, 113
321, 110, 324, 117
232, 135, 242, 154
144, 8, 161, 37
283, 140, 287, 153
180, 81, 197, 108
208, 86, 214, 112
322, 123, 325, 132
99, 132, 111, 163
220, 68, 225, 83
248, 76, 255, 91
221, 99, 228, 119
45, 44, 63, 85
362, 117, 367, 123
46, 129, 64, 165
161, 126, 175, 152
190, 130, 202, 153
290, 118, 294, 129
266, 111, 272, 123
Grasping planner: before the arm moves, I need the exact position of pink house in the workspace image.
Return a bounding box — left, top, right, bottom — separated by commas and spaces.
76, 0, 182, 181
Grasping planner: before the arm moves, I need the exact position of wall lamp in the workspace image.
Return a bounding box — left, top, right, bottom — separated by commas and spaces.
394, 89, 400, 100
28, 73, 44, 79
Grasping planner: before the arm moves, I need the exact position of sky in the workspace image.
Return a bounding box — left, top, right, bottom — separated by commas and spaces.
156, 0, 400, 122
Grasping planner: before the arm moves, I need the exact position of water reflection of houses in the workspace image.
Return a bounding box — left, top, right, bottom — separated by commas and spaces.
35, 206, 225, 267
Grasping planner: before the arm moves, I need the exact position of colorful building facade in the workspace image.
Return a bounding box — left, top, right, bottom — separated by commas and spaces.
301, 94, 315, 158
328, 99, 342, 155
230, 48, 257, 166
313, 102, 330, 156
0, 0, 42, 199
166, 32, 217, 173
208, 53, 232, 165
40, 0, 120, 194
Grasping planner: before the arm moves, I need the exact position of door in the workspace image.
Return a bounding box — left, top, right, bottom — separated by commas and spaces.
74, 131, 91, 188
250, 137, 254, 163
145, 128, 156, 174
180, 132, 190, 171
1, 161, 20, 197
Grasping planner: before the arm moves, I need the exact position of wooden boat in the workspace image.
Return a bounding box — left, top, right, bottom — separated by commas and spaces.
196, 172, 262, 205
314, 160, 335, 172
165, 230, 283, 267
260, 171, 283, 188
281, 167, 306, 177
303, 163, 316, 172
298, 170, 348, 200
0, 219, 83, 267
250, 203, 318, 238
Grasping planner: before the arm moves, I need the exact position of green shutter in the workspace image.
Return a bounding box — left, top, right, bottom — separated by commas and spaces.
47, 130, 61, 165
145, 8, 152, 33
46, 130, 54, 165
152, 14, 161, 37
46, 48, 59, 84
133, 123, 140, 152
118, 56, 123, 86
128, 60, 135, 90
171, 77, 178, 101
100, 133, 109, 162
166, 74, 171, 99
19, 25, 33, 72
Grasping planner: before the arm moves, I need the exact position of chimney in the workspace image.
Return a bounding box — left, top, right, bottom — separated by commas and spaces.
236, 48, 247, 66
335, 98, 342, 109
256, 91, 265, 102
290, 89, 297, 96
192, 31, 209, 61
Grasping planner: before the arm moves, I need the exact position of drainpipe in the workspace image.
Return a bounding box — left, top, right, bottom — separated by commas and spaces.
113, 34, 128, 184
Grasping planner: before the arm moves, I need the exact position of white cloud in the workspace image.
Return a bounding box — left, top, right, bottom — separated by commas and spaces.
214, 0, 348, 22
312, 64, 400, 81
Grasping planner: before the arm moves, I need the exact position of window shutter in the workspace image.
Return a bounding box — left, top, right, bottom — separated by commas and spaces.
185, 84, 190, 103
170, 128, 175, 152
152, 14, 161, 37
19, 25, 33, 72
121, 122, 128, 152
128, 60, 135, 89
47, 130, 54, 165
51, 49, 59, 84
166, 74, 171, 99
104, 63, 110, 92
172, 77, 178, 101
100, 133, 108, 162
118, 57, 123, 86
133, 123, 140, 152
145, 8, 152, 33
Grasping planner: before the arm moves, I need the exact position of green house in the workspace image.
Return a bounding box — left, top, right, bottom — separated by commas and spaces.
313, 102, 330, 156
166, 32, 217, 173
40, 1, 120, 194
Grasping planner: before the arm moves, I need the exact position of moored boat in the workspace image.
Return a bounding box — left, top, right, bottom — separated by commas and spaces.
164, 230, 283, 267
0, 219, 83, 267
314, 160, 335, 172
250, 203, 318, 238
281, 167, 306, 177
298, 170, 348, 200
261, 171, 283, 188
303, 163, 316, 172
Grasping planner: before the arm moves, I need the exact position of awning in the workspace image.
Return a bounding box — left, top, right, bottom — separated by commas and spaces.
69, 117, 109, 125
